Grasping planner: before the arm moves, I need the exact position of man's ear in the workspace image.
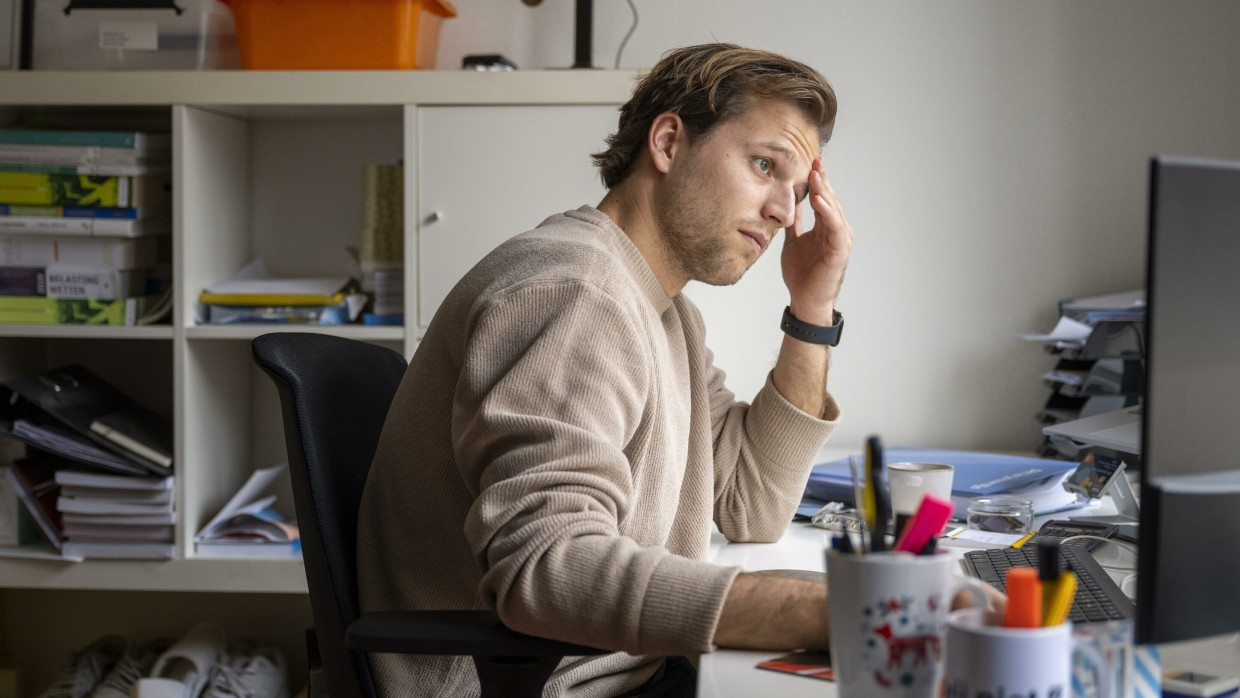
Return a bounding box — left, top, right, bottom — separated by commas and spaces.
647, 112, 685, 175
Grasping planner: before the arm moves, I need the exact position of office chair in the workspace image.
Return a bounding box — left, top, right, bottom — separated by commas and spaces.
252, 332, 605, 698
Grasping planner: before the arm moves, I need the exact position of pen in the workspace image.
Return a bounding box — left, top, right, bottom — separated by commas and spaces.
1037, 539, 1060, 610
849, 454, 870, 553
893, 493, 953, 554
866, 436, 889, 553
1043, 572, 1078, 626
1003, 567, 1043, 628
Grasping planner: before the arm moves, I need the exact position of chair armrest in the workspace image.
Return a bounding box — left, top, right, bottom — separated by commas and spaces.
345, 610, 608, 657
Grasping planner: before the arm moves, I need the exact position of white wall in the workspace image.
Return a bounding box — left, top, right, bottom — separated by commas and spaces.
435, 1, 1240, 451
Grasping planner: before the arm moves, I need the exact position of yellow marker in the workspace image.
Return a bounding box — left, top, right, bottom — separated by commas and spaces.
1043, 571, 1078, 626
1010, 531, 1037, 549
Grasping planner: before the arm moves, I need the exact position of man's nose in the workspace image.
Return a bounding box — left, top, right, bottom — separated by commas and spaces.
764, 187, 796, 229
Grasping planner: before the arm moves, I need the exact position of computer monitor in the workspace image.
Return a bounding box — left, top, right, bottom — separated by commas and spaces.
1135, 156, 1240, 644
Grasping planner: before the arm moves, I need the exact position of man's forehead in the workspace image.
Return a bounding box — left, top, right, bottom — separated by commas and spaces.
731, 100, 821, 165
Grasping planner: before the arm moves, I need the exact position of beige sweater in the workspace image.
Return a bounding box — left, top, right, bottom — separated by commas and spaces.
357, 206, 840, 696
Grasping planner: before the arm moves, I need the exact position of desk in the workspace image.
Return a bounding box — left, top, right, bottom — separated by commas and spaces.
698, 520, 1240, 697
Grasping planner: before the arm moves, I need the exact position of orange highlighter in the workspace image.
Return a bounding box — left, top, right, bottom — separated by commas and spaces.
1002, 568, 1043, 628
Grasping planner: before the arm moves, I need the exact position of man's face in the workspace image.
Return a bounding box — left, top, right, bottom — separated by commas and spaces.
655, 99, 820, 287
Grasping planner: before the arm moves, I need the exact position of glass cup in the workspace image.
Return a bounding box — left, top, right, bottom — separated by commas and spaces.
965, 495, 1034, 535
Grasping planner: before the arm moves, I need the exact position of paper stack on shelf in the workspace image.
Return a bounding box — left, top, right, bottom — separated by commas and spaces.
55, 468, 174, 560
0, 128, 173, 326
195, 258, 367, 325
195, 463, 300, 559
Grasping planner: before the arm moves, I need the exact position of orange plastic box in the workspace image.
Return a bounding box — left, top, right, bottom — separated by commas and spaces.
222, 0, 457, 70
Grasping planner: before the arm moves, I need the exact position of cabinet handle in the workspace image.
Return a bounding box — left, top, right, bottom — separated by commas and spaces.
425, 211, 444, 224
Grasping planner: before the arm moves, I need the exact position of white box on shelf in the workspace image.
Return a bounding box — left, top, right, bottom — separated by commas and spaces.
32, 0, 239, 70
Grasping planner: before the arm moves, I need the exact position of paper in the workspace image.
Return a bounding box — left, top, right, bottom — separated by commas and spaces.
195, 463, 298, 545
201, 258, 352, 301
1020, 316, 1095, 347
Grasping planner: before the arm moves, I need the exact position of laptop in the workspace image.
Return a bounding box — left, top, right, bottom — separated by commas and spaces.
1042, 405, 1142, 455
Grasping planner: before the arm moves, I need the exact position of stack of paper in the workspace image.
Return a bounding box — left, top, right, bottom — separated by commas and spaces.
55, 469, 174, 560
195, 258, 366, 325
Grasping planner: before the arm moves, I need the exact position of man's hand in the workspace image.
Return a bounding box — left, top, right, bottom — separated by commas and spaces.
781, 157, 853, 324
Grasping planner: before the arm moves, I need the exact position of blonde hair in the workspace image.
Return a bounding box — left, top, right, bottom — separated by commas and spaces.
593, 43, 837, 189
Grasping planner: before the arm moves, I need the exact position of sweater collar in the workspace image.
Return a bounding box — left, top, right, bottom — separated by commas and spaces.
568, 205, 675, 315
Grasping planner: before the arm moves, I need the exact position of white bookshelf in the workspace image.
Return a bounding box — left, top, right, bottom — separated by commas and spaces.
0, 69, 635, 696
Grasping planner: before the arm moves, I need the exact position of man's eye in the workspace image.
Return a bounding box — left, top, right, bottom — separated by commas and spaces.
754, 157, 772, 173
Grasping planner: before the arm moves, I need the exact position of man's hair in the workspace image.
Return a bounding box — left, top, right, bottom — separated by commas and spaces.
593, 43, 838, 189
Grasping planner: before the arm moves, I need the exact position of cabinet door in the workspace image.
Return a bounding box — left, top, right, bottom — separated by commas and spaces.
415, 105, 617, 329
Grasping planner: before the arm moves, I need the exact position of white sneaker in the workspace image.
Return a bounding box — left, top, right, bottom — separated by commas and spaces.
39, 635, 126, 698
201, 644, 290, 698
132, 623, 225, 698
87, 638, 172, 698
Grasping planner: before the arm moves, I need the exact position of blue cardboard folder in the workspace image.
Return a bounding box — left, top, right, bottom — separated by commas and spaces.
803, 447, 1082, 515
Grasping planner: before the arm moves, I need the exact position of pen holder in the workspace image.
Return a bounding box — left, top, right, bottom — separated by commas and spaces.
944, 608, 1113, 698
825, 550, 989, 698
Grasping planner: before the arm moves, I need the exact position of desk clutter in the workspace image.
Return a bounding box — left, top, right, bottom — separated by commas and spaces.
38, 623, 290, 698
0, 365, 175, 560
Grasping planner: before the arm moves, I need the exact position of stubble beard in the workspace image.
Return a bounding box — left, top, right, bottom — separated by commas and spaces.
657, 177, 753, 288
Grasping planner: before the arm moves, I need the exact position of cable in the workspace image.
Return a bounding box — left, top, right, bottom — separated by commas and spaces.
614, 0, 639, 69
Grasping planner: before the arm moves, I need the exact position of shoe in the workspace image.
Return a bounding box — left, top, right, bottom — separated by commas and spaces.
132, 623, 225, 698
201, 644, 290, 698
38, 635, 126, 698
86, 638, 173, 698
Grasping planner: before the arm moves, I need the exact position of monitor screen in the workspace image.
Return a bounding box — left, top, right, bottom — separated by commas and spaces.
1136, 156, 1240, 644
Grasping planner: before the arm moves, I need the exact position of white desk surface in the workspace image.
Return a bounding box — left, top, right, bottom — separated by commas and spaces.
698, 512, 1240, 697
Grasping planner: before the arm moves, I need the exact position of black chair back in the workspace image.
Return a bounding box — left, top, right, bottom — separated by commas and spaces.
253, 332, 407, 698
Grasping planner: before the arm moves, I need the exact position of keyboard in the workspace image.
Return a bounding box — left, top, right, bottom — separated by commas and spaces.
962, 543, 1135, 624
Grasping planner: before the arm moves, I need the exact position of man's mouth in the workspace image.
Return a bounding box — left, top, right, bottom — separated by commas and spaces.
739, 230, 767, 254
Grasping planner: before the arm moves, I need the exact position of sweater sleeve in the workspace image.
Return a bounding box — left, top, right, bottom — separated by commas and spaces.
453, 280, 739, 656
693, 317, 843, 543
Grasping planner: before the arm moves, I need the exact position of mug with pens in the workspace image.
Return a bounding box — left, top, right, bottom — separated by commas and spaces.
943, 539, 1113, 698
826, 435, 989, 698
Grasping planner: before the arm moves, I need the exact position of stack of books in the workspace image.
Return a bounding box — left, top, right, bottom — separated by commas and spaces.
0, 364, 175, 560
0, 128, 173, 326
196, 258, 365, 325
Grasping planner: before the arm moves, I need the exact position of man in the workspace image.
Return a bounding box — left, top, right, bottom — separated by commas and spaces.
357, 43, 850, 696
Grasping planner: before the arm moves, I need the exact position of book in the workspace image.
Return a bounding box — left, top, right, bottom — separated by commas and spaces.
89, 411, 173, 469
0, 296, 154, 326
0, 141, 170, 175
0, 267, 149, 299
755, 651, 834, 681
59, 539, 174, 560
0, 465, 40, 546
200, 258, 355, 306
0, 214, 168, 237
5, 420, 149, 476
0, 204, 157, 219
62, 510, 176, 526
57, 496, 172, 515
0, 172, 168, 208
3, 459, 64, 550
195, 463, 300, 559
0, 129, 171, 150
0, 233, 159, 268
53, 468, 173, 491
62, 522, 174, 541
4, 365, 173, 476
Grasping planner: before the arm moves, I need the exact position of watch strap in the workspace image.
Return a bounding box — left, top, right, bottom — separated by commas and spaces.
780, 306, 843, 346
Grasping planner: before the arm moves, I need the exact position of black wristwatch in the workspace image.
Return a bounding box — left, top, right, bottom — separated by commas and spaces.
780, 306, 844, 346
